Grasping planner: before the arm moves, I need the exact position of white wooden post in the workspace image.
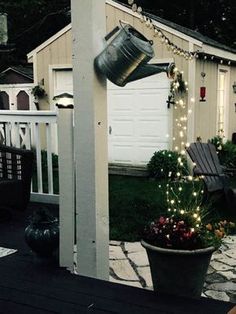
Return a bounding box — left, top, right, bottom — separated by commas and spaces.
57, 107, 75, 271
71, 0, 109, 279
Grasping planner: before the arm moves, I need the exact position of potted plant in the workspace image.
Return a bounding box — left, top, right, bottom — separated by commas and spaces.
25, 207, 59, 258
31, 85, 47, 100
141, 161, 234, 298
31, 84, 47, 110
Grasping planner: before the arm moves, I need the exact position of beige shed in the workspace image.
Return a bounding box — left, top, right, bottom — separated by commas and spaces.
27, 0, 236, 165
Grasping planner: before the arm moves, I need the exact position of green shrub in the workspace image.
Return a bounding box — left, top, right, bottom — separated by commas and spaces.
147, 150, 188, 179
210, 137, 236, 168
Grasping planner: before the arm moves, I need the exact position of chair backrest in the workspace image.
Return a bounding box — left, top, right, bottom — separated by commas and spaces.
186, 142, 224, 193
0, 144, 34, 210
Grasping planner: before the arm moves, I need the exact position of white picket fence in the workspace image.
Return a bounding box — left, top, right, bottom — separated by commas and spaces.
0, 110, 59, 204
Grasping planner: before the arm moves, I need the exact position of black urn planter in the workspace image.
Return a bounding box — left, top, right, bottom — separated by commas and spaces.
141, 240, 215, 298
25, 210, 59, 258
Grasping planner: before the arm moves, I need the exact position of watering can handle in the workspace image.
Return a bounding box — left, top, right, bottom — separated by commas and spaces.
104, 26, 120, 41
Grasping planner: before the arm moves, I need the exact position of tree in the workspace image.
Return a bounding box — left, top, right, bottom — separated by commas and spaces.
119, 0, 236, 49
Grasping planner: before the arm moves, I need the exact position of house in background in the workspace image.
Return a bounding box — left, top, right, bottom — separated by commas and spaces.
0, 65, 34, 110
26, 0, 236, 166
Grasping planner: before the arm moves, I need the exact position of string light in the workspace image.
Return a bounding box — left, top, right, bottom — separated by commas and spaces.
126, 0, 235, 66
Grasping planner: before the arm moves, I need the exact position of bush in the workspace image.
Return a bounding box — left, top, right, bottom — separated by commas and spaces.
210, 137, 236, 168
147, 150, 188, 179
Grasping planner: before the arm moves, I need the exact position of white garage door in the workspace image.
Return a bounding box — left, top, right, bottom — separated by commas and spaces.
53, 69, 171, 165
108, 73, 171, 165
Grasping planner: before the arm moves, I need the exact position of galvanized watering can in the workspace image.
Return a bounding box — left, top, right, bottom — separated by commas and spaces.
94, 23, 175, 87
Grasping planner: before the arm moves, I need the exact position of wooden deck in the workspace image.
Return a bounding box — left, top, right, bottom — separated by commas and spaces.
0, 203, 235, 313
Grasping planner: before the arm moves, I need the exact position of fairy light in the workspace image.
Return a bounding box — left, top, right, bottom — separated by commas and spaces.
127, 0, 236, 66
127, 1, 215, 238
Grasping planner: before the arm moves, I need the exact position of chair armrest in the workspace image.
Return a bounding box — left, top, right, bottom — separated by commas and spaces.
194, 167, 220, 177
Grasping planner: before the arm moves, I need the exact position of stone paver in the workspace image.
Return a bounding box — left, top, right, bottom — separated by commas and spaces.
124, 242, 143, 253
218, 271, 236, 281
110, 259, 139, 281
136, 266, 153, 288
109, 235, 236, 303
109, 245, 126, 260
204, 290, 230, 302
210, 260, 233, 272
128, 251, 149, 267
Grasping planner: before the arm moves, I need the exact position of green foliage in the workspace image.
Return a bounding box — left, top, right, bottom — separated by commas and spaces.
109, 175, 236, 242
170, 71, 187, 97
31, 85, 47, 99
109, 175, 166, 242
147, 150, 188, 179
209, 136, 236, 168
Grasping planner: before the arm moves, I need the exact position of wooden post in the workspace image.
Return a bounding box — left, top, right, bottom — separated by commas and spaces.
57, 107, 75, 271
71, 0, 109, 279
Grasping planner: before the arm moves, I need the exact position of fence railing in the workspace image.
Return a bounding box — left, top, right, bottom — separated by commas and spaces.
0, 110, 59, 204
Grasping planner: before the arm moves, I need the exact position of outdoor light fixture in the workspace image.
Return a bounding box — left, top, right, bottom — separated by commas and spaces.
53, 93, 74, 108
232, 82, 236, 94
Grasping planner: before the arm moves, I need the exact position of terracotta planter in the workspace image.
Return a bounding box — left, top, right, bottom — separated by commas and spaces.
141, 239, 215, 298
25, 219, 59, 257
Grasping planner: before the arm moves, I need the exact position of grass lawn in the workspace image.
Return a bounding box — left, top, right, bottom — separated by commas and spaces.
109, 175, 236, 242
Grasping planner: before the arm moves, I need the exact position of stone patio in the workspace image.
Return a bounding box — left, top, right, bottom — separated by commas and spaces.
109, 236, 236, 303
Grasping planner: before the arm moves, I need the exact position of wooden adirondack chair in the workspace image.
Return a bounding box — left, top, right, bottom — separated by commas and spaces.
0, 144, 34, 212
186, 142, 236, 209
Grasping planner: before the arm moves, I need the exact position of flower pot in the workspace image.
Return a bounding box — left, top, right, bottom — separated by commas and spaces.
141, 239, 215, 298
25, 219, 59, 257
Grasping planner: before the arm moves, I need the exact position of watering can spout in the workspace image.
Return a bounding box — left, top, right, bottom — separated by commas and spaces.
126, 62, 176, 83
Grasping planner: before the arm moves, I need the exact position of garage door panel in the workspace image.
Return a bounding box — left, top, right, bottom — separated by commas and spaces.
138, 92, 168, 113
112, 119, 134, 138
108, 92, 134, 113
111, 144, 134, 164
138, 119, 168, 139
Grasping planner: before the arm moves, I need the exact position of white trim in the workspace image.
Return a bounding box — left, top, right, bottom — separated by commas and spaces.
187, 42, 196, 144
48, 64, 72, 110
202, 44, 236, 62
106, 0, 203, 47
0, 83, 33, 88
30, 192, 59, 204
27, 24, 72, 58
216, 65, 230, 139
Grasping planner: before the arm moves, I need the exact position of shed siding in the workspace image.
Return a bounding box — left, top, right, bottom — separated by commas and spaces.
35, 28, 72, 98
194, 61, 218, 141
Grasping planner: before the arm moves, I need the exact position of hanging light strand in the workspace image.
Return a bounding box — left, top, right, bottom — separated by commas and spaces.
127, 0, 235, 65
